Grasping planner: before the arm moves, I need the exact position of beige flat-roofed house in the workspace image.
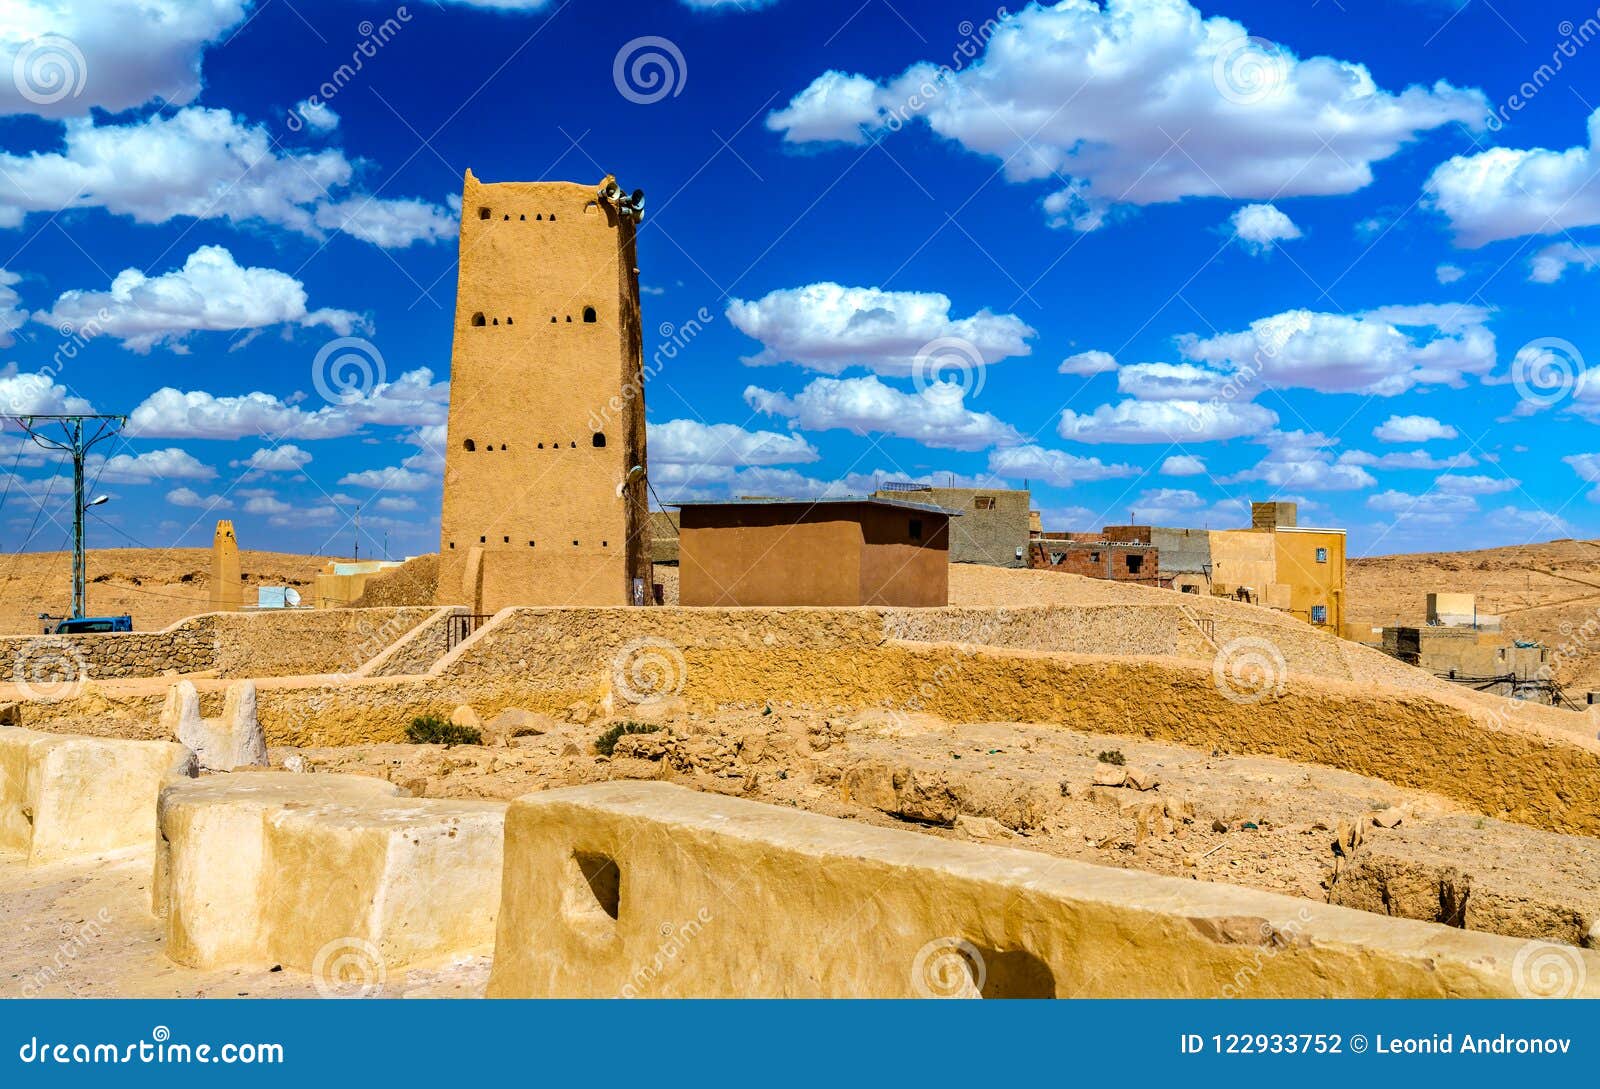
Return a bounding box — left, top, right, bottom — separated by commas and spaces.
675, 497, 958, 608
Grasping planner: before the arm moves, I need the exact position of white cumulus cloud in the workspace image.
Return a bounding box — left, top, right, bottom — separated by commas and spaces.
1229, 203, 1301, 254
986, 444, 1138, 486
35, 245, 364, 353
1058, 399, 1277, 444
745, 375, 1020, 451
1059, 349, 1118, 377
0, 107, 453, 247
769, 0, 1484, 229
1160, 454, 1206, 476
1528, 241, 1600, 284
726, 282, 1033, 375
1425, 110, 1600, 246
647, 419, 819, 467
1372, 414, 1458, 443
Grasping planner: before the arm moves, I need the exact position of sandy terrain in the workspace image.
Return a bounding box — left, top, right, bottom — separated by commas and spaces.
0, 549, 339, 635
1349, 538, 1600, 691
279, 704, 1600, 949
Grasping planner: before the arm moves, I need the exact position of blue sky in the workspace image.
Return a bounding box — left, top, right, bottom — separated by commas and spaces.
0, 0, 1595, 563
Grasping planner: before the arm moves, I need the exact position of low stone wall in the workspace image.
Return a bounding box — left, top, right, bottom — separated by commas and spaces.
0, 617, 218, 682
490, 782, 1600, 998
361, 607, 464, 678
14, 606, 1600, 836
0, 726, 194, 863
156, 772, 505, 973
210, 607, 437, 678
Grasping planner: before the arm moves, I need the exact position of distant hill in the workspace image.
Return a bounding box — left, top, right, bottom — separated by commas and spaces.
0, 548, 338, 635
1349, 538, 1600, 693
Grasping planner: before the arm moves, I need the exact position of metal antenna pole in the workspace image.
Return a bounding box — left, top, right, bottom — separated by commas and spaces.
1, 413, 127, 619
354, 504, 361, 562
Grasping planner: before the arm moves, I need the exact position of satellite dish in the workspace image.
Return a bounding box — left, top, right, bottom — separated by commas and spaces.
285, 587, 302, 607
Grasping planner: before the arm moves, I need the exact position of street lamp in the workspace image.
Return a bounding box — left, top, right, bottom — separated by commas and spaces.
85, 494, 109, 509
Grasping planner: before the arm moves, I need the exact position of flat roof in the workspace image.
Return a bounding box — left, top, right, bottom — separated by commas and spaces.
670, 496, 962, 517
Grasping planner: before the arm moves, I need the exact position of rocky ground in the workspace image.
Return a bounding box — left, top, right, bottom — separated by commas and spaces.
281, 702, 1600, 949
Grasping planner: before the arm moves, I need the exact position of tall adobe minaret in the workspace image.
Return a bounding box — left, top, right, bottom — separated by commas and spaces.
436, 172, 649, 611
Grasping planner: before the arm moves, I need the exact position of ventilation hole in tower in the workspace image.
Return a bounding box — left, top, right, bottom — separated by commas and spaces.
478, 207, 490, 220
463, 439, 477, 451
549, 214, 556, 221
592, 432, 606, 448
536, 213, 544, 221
519, 214, 526, 221
503, 536, 510, 543
569, 441, 576, 448
572, 540, 579, 547
551, 316, 557, 323
506, 316, 513, 325
492, 318, 499, 325
479, 536, 487, 543
449, 541, 455, 549
565, 315, 573, 323
602, 540, 608, 548
582, 306, 597, 323
503, 214, 510, 221
537, 443, 544, 449
528, 540, 535, 547
500, 444, 507, 450
471, 313, 485, 327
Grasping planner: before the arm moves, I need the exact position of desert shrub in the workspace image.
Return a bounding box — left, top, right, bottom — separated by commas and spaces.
406, 713, 482, 747
595, 721, 661, 757
1097, 749, 1125, 766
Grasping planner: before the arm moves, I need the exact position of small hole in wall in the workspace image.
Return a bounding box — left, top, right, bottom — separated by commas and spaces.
478, 207, 490, 220
550, 316, 557, 323
448, 542, 455, 549
592, 432, 606, 448
507, 317, 514, 325
503, 536, 510, 543
574, 852, 620, 920
519, 214, 525, 221
492, 318, 499, 326
471, 313, 485, 327
528, 540, 535, 547
549, 214, 556, 221
479, 536, 486, 543
572, 540, 579, 547
537, 213, 544, 221
583, 306, 597, 323
503, 214, 510, 221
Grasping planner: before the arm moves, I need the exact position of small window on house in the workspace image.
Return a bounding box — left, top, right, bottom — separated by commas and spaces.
1311, 605, 1328, 624
1126, 554, 1144, 574
1091, 551, 1101, 563
463, 439, 476, 451
583, 306, 597, 323
471, 313, 485, 327
478, 207, 490, 220
909, 519, 923, 541
592, 432, 606, 448
1315, 547, 1328, 563
973, 496, 996, 510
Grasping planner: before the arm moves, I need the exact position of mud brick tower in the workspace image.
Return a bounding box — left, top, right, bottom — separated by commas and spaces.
436, 171, 650, 611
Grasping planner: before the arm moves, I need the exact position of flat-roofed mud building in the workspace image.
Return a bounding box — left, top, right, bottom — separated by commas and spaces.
674, 497, 958, 607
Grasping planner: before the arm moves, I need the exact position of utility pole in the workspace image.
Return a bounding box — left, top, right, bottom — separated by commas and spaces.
2, 414, 126, 619
354, 503, 361, 562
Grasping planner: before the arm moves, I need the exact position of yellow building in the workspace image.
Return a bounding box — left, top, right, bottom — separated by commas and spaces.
435, 171, 651, 613
1273, 527, 1345, 630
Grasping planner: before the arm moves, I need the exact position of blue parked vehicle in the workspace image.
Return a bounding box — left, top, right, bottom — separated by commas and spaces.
41, 615, 132, 634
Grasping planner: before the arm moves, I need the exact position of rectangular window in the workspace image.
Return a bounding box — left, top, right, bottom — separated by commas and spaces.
909, 519, 923, 541
973, 496, 996, 510
1311, 605, 1328, 624
1315, 547, 1328, 563
1126, 554, 1143, 574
